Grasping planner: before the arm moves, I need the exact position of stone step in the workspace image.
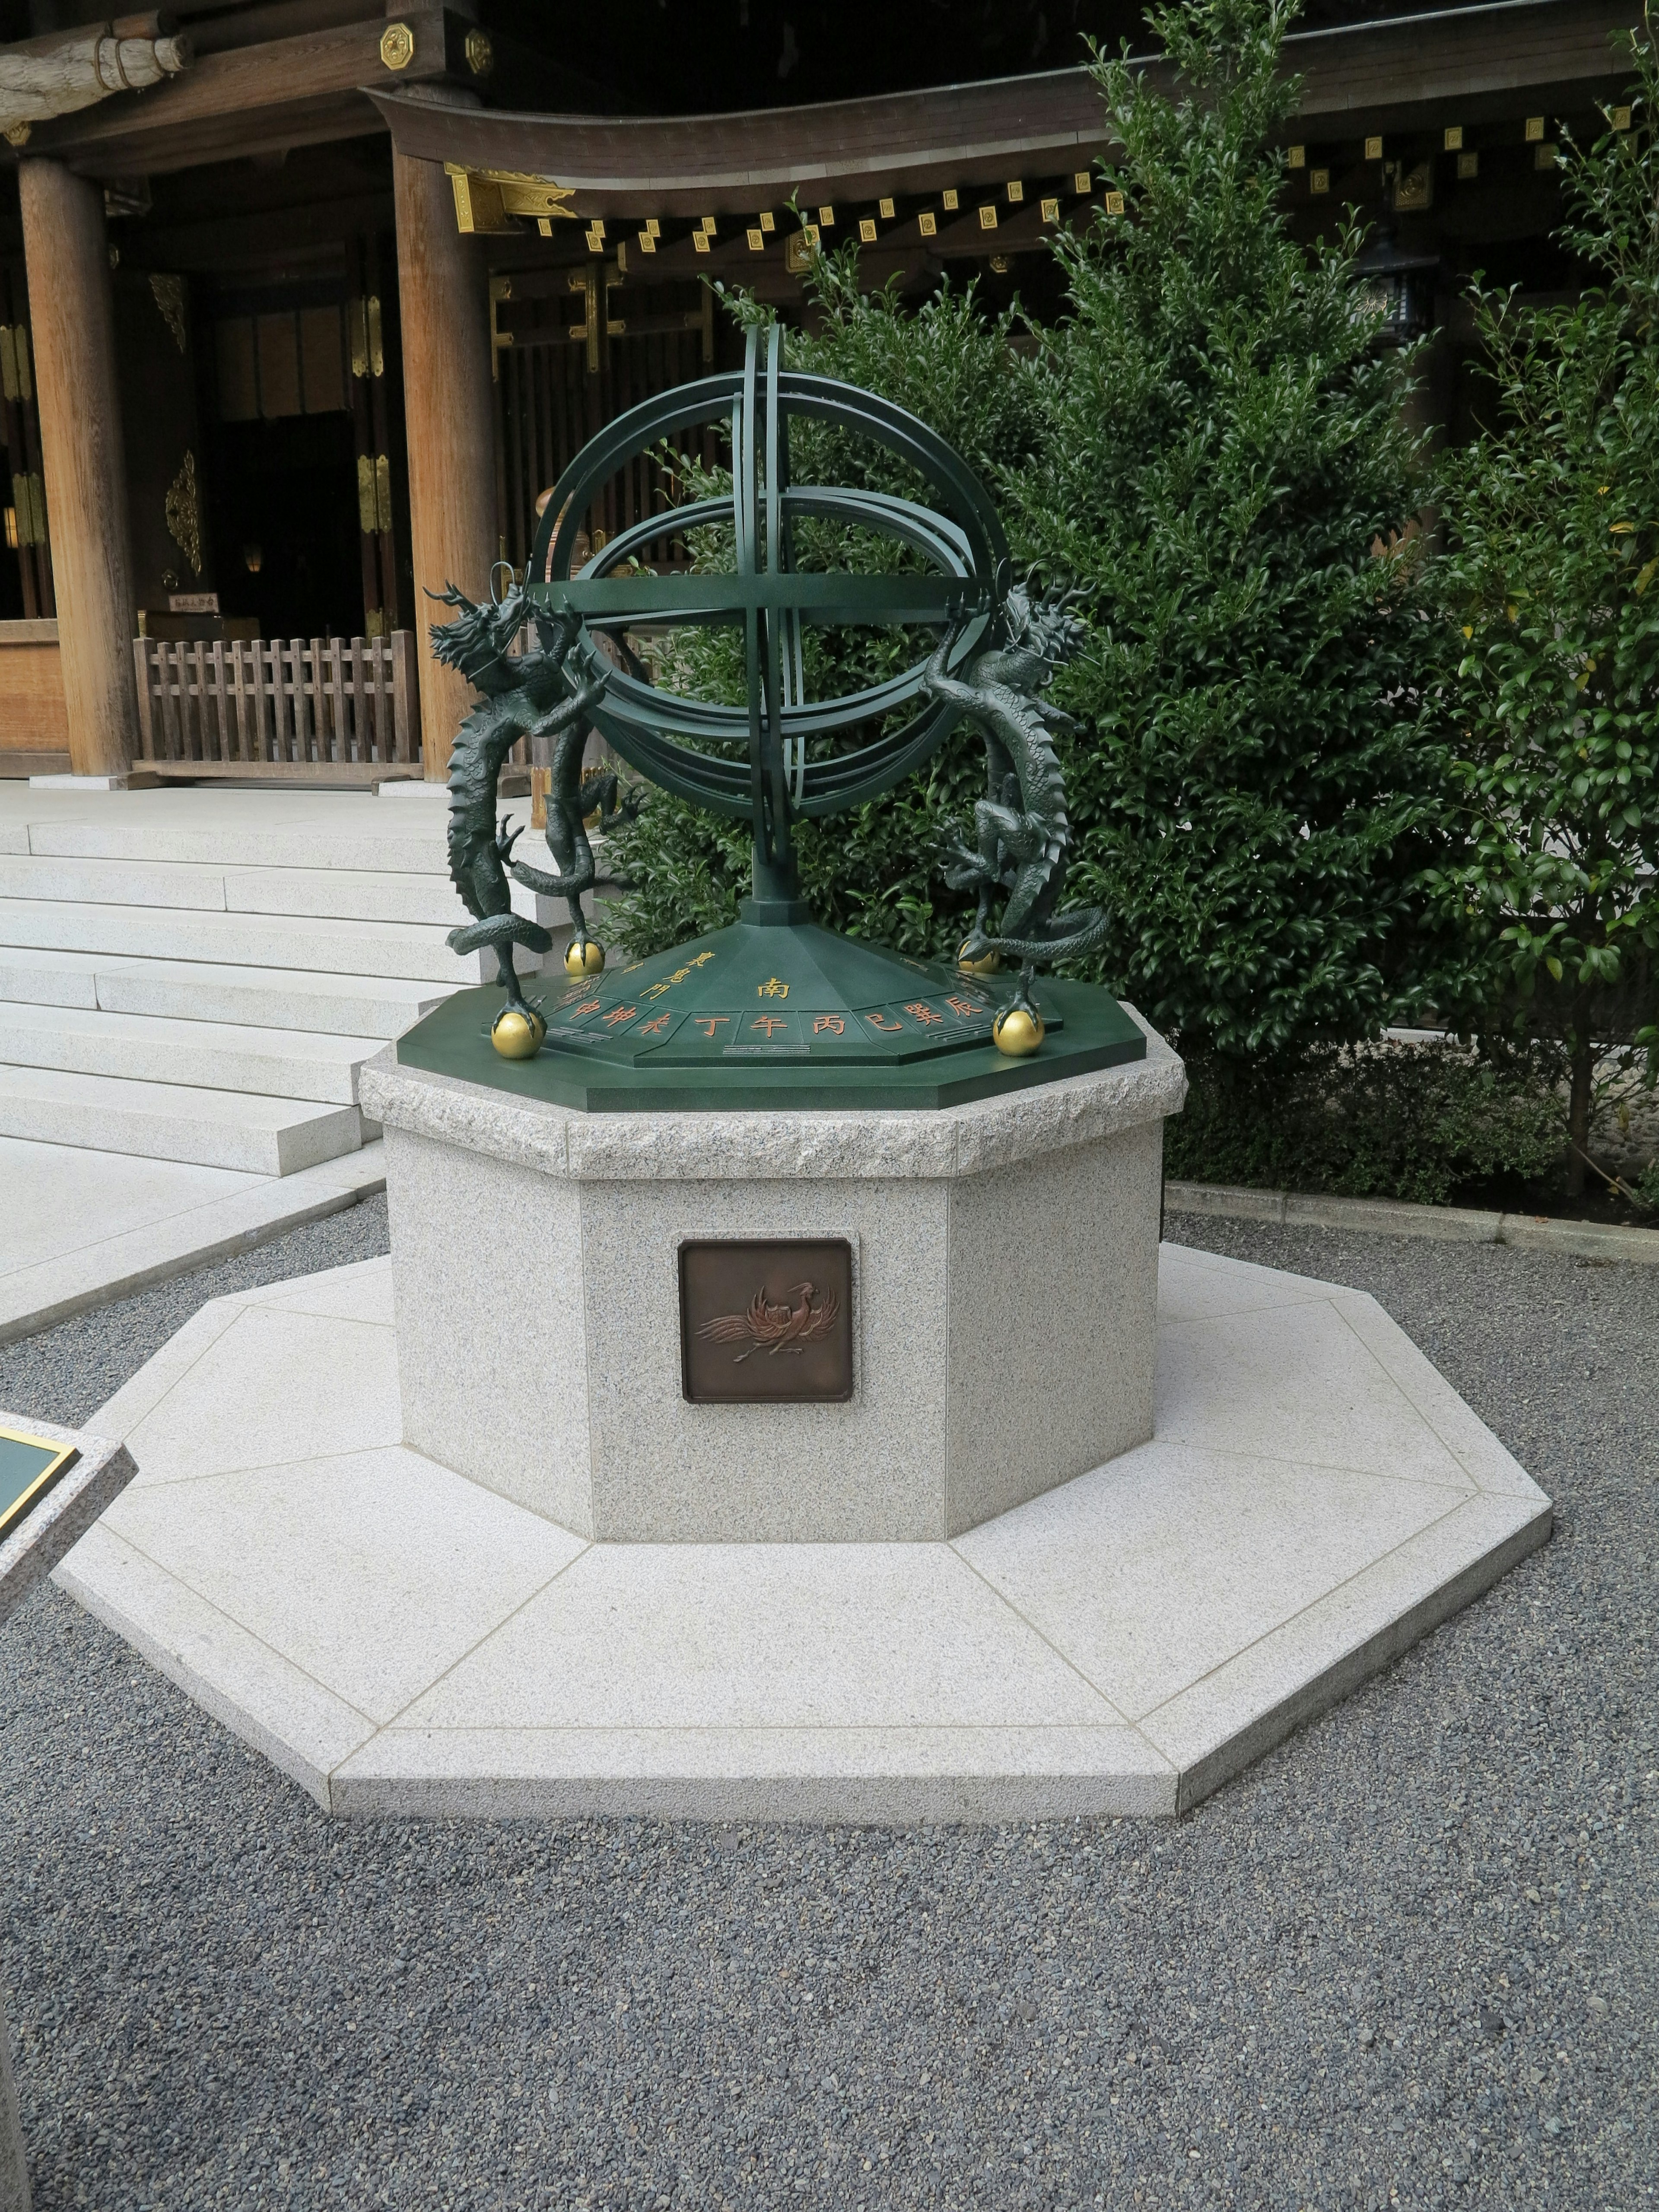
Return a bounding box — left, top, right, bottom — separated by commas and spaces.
0, 851, 473, 926
0, 1000, 375, 1105
19, 813, 458, 877
0, 1063, 365, 1175
0, 853, 231, 910
0, 897, 521, 984
13, 809, 618, 895
0, 948, 452, 1038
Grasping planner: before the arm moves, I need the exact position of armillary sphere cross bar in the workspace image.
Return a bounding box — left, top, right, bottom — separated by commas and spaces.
525, 324, 1010, 901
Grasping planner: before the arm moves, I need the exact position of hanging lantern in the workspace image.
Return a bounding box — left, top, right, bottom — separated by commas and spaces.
1352, 229, 1439, 346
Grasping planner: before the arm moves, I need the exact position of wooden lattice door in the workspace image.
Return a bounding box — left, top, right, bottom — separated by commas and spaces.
493, 261, 734, 580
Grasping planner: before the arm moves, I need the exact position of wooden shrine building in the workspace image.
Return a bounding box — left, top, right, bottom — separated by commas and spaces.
0, 0, 1644, 786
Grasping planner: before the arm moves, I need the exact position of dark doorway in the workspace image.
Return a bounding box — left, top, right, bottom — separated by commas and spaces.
207, 410, 361, 641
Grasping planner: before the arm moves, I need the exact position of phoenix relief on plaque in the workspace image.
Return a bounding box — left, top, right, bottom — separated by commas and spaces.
679, 1239, 854, 1404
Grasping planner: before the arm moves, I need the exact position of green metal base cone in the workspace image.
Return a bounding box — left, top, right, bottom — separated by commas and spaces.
397, 918, 1146, 1112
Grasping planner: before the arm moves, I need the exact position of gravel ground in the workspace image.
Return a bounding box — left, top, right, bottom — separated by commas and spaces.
0, 1207, 1653, 2212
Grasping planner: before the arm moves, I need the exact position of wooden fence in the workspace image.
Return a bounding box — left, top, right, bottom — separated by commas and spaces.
131, 632, 421, 779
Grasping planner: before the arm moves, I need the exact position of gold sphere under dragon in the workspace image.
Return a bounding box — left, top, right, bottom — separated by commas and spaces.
564, 939, 606, 977
957, 940, 1002, 977
491, 1007, 545, 1060
992, 1006, 1045, 1058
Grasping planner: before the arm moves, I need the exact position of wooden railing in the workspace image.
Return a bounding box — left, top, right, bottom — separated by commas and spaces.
131, 631, 420, 779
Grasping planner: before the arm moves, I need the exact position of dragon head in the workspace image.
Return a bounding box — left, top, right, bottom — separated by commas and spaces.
971, 569, 1092, 694
427, 575, 539, 686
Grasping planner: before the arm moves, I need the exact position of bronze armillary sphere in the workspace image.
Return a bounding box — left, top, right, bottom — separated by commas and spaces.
526, 323, 1010, 909
422, 324, 1126, 1100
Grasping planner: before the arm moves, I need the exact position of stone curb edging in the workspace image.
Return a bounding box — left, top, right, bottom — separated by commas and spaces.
1164, 1179, 1659, 1265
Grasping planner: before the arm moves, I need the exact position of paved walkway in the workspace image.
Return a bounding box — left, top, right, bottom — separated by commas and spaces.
0, 1208, 1651, 2212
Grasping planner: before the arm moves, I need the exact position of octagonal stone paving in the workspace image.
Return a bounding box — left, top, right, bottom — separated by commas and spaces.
52, 1241, 1551, 1821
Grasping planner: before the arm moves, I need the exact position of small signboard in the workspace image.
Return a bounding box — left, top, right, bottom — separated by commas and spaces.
0, 1425, 79, 1542
680, 1239, 854, 1404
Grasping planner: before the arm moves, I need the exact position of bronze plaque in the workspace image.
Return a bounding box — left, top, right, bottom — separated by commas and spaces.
679, 1239, 854, 1404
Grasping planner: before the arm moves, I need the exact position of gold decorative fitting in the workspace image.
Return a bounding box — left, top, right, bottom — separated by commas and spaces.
1457, 150, 1479, 180
1525, 115, 1545, 142
784, 229, 817, 273
366, 295, 383, 377
858, 216, 877, 243
817, 204, 834, 226
978, 204, 998, 229
379, 20, 415, 69
1287, 143, 1306, 168
589, 217, 607, 242
4, 505, 17, 553
347, 298, 368, 378
489, 273, 514, 378
1535, 142, 1559, 171
464, 27, 493, 75
747, 226, 764, 251
759, 210, 775, 232
702, 215, 717, 232
1611, 105, 1633, 131
0, 325, 31, 405
1365, 134, 1383, 160
1393, 159, 1434, 210
445, 163, 576, 235
1443, 125, 1463, 152
941, 187, 959, 211
693, 231, 710, 254
9, 472, 45, 547
645, 218, 660, 237
1040, 196, 1059, 222
1005, 179, 1023, 203
877, 196, 895, 219
585, 225, 604, 253
4, 122, 30, 147
356, 452, 377, 535
1310, 167, 1330, 195
149, 273, 188, 353
638, 231, 656, 253
989, 253, 1011, 273
375, 453, 392, 534
918, 210, 938, 238
164, 450, 202, 578
1104, 190, 1125, 216
365, 608, 386, 639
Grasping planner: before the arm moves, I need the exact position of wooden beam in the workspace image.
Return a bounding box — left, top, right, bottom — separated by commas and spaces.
18, 158, 140, 776
370, 0, 1643, 216
13, 4, 453, 168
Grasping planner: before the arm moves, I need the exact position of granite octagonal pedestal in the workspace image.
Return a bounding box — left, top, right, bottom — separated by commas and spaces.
357, 1017, 1186, 1543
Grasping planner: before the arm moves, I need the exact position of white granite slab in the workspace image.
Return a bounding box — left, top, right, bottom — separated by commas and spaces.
49, 1245, 1552, 1821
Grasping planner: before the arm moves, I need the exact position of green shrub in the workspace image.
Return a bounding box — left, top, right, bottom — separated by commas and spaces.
1009, 0, 1453, 1058
1166, 1038, 1567, 1205
1430, 30, 1659, 1194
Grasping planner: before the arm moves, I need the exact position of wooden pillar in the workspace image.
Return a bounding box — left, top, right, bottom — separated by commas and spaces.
393, 148, 496, 782
18, 158, 138, 779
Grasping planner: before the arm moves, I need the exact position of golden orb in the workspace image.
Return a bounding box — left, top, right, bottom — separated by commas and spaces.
491, 1007, 543, 1060
957, 939, 1002, 977
992, 1005, 1045, 1058
564, 938, 606, 977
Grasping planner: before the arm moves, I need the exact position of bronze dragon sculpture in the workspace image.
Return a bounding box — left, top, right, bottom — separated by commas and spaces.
925, 573, 1109, 1024
429, 578, 637, 1025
